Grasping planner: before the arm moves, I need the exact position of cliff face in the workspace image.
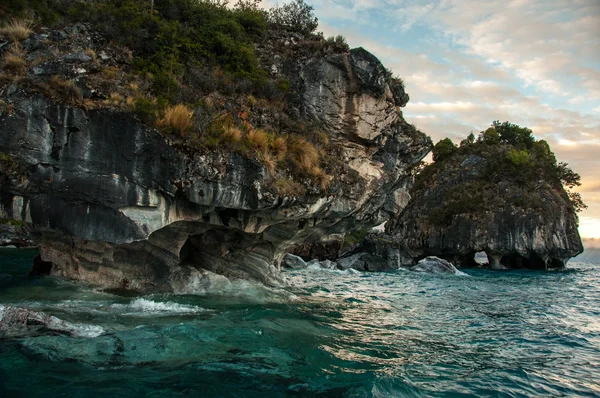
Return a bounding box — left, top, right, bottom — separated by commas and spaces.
0, 25, 431, 291
387, 142, 583, 270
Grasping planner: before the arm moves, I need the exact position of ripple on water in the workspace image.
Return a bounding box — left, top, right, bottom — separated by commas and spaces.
0, 251, 599, 397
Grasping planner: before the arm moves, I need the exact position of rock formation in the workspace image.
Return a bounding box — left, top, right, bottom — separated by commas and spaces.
410, 257, 467, 275
0, 221, 33, 248
387, 126, 584, 270
0, 304, 104, 338
0, 24, 430, 291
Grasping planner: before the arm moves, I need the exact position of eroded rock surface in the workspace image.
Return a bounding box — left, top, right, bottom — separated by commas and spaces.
282, 253, 307, 270
0, 29, 430, 291
0, 222, 33, 248
388, 136, 583, 270
410, 257, 466, 275
0, 305, 104, 338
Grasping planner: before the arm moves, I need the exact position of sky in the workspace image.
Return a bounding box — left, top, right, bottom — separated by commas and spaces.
265, 0, 600, 243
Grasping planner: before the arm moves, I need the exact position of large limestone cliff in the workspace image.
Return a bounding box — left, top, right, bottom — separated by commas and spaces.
0, 26, 430, 291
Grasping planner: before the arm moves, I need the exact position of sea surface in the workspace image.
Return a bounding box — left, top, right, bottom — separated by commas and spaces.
0, 249, 599, 397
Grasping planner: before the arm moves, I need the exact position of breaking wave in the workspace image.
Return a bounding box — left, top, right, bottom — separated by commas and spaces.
110, 298, 207, 315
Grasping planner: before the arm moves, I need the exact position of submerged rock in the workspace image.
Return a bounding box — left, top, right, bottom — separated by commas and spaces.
0, 305, 104, 338
318, 259, 337, 270
334, 232, 413, 271
410, 257, 466, 275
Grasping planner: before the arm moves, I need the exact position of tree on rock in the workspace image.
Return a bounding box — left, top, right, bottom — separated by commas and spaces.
432, 138, 457, 162
268, 0, 318, 35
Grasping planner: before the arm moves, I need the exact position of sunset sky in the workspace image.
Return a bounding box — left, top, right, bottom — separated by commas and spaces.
266, 0, 600, 243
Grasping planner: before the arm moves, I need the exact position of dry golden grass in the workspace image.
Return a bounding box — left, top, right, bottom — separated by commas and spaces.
101, 66, 119, 79
222, 126, 242, 144
247, 129, 268, 153
246, 94, 257, 107
48, 76, 82, 105
126, 96, 136, 107
1, 45, 27, 74
289, 138, 320, 171
104, 92, 125, 107
310, 166, 333, 190
273, 178, 307, 196
84, 48, 97, 59
271, 137, 287, 160
203, 95, 215, 109
0, 19, 32, 42
261, 153, 277, 174
156, 104, 194, 136
82, 98, 98, 111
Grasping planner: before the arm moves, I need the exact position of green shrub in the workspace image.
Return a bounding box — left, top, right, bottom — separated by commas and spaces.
70, 0, 268, 96
276, 78, 291, 92
342, 228, 370, 249
0, 0, 61, 24
6, 219, 24, 227
507, 149, 532, 167
432, 138, 457, 162
480, 127, 500, 144
415, 121, 586, 218
133, 97, 159, 124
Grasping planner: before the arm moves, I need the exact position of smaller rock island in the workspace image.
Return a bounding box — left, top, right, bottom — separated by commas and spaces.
387, 121, 584, 270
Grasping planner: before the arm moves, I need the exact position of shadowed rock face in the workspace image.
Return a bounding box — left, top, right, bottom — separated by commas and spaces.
0, 47, 431, 292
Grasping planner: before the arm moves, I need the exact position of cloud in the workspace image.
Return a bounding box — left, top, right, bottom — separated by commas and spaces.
583, 238, 600, 249
266, 0, 600, 238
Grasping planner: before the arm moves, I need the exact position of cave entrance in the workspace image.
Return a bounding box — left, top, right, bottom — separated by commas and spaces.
474, 251, 489, 266
177, 227, 278, 286
499, 253, 547, 270
548, 258, 565, 269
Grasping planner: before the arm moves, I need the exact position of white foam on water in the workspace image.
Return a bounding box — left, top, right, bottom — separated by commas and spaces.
111, 298, 207, 315
60, 322, 105, 338
304, 264, 361, 275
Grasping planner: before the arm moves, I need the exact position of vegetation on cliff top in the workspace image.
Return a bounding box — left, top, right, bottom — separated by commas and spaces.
415, 121, 586, 227
0, 1, 374, 195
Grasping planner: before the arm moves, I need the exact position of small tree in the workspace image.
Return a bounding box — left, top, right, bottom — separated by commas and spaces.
432, 138, 457, 162
493, 120, 535, 149
460, 132, 475, 147
234, 0, 262, 11
480, 127, 500, 144
268, 0, 318, 35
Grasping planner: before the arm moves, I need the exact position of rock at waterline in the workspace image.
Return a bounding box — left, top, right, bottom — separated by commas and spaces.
0, 305, 104, 338
282, 254, 307, 269
319, 259, 338, 270
410, 256, 466, 275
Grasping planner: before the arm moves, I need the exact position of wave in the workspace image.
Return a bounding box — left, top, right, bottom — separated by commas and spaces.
110, 298, 208, 315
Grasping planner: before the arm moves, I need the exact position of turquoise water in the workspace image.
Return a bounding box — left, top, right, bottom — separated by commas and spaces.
0, 249, 599, 397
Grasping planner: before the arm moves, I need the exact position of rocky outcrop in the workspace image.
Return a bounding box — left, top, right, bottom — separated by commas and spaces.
333, 232, 412, 271
388, 138, 583, 270
0, 222, 33, 247
0, 26, 430, 291
410, 257, 466, 275
0, 305, 104, 338
282, 253, 307, 269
